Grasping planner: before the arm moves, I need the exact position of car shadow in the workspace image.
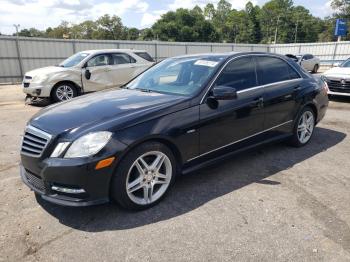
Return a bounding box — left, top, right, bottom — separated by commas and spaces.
37, 127, 346, 232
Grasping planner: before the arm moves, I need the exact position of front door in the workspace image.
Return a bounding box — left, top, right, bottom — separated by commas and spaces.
82, 53, 114, 92
199, 56, 265, 155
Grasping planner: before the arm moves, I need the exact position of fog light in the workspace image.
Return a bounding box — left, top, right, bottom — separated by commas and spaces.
51, 185, 86, 194
35, 89, 41, 95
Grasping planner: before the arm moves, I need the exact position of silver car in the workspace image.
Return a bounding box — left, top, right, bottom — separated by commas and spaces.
22, 49, 154, 102
286, 54, 320, 73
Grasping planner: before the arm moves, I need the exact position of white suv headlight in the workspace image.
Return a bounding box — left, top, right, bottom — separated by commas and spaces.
64, 131, 112, 158
32, 74, 48, 83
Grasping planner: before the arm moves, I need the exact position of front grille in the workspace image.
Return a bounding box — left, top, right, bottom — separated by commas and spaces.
21, 125, 52, 157
24, 169, 46, 192
327, 79, 350, 93
23, 83, 30, 88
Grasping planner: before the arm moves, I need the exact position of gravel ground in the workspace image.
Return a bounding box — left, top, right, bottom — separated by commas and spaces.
0, 85, 349, 262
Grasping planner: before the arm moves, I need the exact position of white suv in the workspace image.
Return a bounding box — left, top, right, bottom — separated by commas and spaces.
22, 49, 154, 102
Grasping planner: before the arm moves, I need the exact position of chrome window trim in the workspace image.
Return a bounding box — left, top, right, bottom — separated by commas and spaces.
186, 120, 293, 162
200, 53, 303, 104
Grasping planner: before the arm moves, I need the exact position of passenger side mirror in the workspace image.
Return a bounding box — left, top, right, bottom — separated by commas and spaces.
211, 86, 237, 100
84, 69, 91, 80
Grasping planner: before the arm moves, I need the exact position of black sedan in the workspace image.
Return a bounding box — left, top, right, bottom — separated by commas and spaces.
20, 52, 329, 210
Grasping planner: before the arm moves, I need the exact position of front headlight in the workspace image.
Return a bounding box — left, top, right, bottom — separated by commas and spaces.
64, 131, 112, 158
321, 75, 328, 82
32, 74, 48, 83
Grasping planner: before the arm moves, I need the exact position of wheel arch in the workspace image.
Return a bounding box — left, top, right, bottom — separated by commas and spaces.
114, 136, 184, 174
297, 102, 318, 124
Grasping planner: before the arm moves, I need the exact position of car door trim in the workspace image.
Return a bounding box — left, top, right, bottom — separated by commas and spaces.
187, 120, 293, 162
200, 53, 303, 104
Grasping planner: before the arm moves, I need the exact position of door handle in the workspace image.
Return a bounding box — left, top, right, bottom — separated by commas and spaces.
294, 85, 302, 91
252, 97, 264, 108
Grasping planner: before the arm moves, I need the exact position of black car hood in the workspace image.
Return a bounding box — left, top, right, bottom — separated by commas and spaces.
29, 89, 189, 137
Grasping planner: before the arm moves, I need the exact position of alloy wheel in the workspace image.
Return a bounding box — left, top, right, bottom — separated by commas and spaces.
56, 85, 74, 101
297, 111, 314, 144
126, 151, 172, 205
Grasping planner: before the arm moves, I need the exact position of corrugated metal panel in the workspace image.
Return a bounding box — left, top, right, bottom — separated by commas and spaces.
75, 42, 117, 52
0, 39, 17, 57
19, 39, 73, 58
0, 59, 20, 76
22, 58, 64, 72
157, 44, 186, 58
187, 45, 211, 54
212, 45, 233, 52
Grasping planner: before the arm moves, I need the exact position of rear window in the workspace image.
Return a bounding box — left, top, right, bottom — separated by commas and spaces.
134, 52, 154, 62
256, 56, 300, 85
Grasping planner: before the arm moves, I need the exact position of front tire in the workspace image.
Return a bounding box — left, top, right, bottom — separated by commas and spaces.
289, 107, 316, 147
111, 142, 176, 210
312, 64, 319, 74
51, 83, 77, 102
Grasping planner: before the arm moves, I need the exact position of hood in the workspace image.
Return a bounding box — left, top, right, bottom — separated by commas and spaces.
324, 67, 350, 77
29, 89, 188, 137
25, 66, 71, 77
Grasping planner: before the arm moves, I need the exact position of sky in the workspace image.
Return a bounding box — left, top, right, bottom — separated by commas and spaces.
0, 0, 333, 35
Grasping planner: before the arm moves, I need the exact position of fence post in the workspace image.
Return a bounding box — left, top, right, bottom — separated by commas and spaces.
332, 42, 339, 66
154, 42, 158, 62
232, 45, 234, 51
14, 37, 24, 79
298, 44, 302, 54
185, 44, 188, 54
72, 40, 76, 54
211, 44, 213, 52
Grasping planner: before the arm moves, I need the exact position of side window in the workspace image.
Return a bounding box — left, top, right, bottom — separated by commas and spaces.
134, 52, 154, 62
215, 57, 257, 91
111, 53, 136, 65
87, 54, 110, 67
256, 56, 299, 85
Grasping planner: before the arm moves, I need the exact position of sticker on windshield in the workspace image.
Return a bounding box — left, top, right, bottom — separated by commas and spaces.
194, 60, 219, 67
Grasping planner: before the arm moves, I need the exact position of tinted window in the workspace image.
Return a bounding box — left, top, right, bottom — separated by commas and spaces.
134, 52, 154, 62
256, 56, 299, 85
341, 59, 350, 67
215, 57, 257, 91
60, 52, 90, 67
87, 54, 111, 67
111, 53, 136, 64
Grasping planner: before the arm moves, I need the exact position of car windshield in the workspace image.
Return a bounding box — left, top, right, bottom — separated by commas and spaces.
126, 56, 224, 96
340, 59, 350, 67
59, 52, 90, 67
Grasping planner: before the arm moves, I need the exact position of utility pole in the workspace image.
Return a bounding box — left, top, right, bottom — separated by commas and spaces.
274, 15, 280, 44
13, 24, 20, 37
294, 19, 299, 43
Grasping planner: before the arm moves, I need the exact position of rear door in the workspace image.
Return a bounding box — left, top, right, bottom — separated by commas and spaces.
82, 53, 114, 92
199, 56, 265, 155
255, 55, 302, 130
109, 53, 148, 87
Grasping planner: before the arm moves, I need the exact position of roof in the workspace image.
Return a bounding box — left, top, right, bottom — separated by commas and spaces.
80, 49, 146, 54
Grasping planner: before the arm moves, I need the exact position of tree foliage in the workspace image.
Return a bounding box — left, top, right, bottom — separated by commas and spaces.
12, 0, 349, 43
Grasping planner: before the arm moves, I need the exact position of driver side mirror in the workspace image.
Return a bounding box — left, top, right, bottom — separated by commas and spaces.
84, 68, 91, 80
211, 85, 237, 100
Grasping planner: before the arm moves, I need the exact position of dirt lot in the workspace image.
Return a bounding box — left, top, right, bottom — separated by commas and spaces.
0, 85, 350, 262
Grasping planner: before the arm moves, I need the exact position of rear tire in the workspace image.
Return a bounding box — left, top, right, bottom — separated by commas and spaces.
51, 82, 77, 102
111, 142, 177, 210
312, 64, 319, 74
288, 106, 316, 147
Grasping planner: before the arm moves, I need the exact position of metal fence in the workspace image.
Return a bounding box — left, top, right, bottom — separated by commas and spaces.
0, 36, 268, 83
1, 35, 350, 84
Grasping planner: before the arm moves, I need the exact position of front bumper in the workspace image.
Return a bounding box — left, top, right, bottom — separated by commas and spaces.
328, 90, 350, 97
22, 82, 51, 97
20, 154, 118, 207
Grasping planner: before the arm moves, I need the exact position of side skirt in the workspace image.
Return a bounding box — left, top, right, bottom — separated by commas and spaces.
181, 133, 292, 175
